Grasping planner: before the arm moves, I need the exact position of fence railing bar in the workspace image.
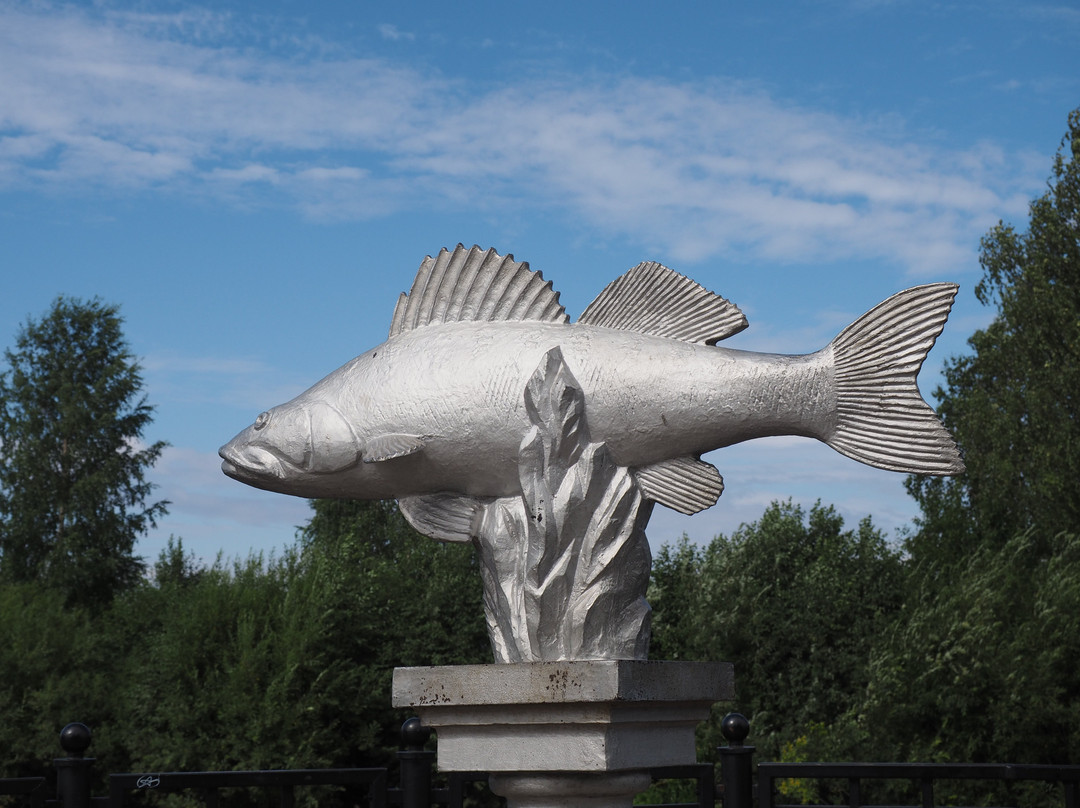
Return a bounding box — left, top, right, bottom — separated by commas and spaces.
107, 770, 388, 808
0, 777, 48, 802
759, 761, 1080, 782
758, 769, 775, 808
444, 771, 489, 808
697, 763, 716, 808
280, 783, 295, 808
920, 775, 933, 808
756, 761, 1080, 808
15, 716, 1080, 808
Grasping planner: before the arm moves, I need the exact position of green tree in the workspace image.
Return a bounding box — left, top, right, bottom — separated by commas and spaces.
112, 499, 490, 782
842, 529, 1080, 808
907, 108, 1080, 559
0, 297, 168, 606
649, 501, 902, 762
0, 581, 119, 780
0, 500, 491, 798
647, 536, 705, 662
295, 499, 491, 754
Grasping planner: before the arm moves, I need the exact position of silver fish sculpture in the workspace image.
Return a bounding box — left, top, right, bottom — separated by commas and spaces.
220, 244, 964, 529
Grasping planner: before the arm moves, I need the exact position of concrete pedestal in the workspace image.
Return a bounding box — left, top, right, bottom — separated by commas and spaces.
392, 661, 733, 808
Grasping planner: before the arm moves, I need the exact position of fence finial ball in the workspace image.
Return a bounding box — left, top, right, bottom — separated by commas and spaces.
400, 716, 432, 751
721, 712, 750, 746
60, 722, 92, 757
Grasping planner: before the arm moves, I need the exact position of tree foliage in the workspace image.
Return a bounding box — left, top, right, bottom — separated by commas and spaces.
858, 529, 1080, 766
292, 499, 491, 757
649, 500, 902, 761
0, 297, 167, 606
109, 500, 489, 779
907, 108, 1080, 558
0, 500, 490, 803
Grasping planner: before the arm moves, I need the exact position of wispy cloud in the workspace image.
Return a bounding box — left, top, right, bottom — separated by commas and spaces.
1021, 4, 1080, 26
649, 437, 920, 546
0, 4, 1038, 274
147, 445, 310, 562
377, 23, 415, 42
141, 351, 309, 412
142, 354, 274, 375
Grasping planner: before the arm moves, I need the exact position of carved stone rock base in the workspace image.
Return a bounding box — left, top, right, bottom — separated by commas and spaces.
392, 661, 734, 808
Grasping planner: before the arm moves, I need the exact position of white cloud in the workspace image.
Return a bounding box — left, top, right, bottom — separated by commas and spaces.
141, 352, 308, 412
647, 437, 920, 548
378, 23, 415, 42
1022, 4, 1080, 26
152, 445, 300, 526
144, 445, 310, 563
208, 163, 280, 184
142, 354, 274, 375
0, 4, 1039, 275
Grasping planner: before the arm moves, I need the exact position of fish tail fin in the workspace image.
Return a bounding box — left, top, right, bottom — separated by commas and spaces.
826, 283, 965, 475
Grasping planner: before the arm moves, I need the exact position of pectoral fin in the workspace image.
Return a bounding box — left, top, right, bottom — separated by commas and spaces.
363, 433, 426, 463
398, 493, 487, 543
634, 456, 724, 514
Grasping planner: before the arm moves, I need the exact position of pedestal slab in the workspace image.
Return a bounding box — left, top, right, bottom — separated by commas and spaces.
392, 661, 733, 807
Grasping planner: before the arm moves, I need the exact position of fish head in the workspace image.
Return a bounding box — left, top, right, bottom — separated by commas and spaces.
219, 396, 363, 494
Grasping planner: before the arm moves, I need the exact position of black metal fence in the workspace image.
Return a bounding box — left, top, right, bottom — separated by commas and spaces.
756, 762, 1080, 808
5, 715, 1080, 808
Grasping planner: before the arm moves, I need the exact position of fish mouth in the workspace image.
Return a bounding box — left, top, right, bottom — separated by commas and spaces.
219, 456, 247, 480
219, 441, 290, 485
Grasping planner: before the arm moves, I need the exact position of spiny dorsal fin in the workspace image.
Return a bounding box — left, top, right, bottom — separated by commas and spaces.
577, 262, 748, 344
389, 245, 569, 337
633, 456, 724, 514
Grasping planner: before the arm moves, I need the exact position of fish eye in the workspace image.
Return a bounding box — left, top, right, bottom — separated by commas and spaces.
254, 411, 271, 431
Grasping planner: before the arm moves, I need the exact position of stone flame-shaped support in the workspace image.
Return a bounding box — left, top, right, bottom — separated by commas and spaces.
476, 347, 653, 662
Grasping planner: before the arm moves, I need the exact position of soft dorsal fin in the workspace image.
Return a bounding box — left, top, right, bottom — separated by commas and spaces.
577, 262, 748, 344
633, 456, 724, 514
389, 245, 569, 337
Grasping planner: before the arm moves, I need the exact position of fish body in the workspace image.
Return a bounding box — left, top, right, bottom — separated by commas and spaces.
220, 245, 963, 518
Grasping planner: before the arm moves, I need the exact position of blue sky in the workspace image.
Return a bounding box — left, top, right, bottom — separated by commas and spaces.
1, 0, 1077, 564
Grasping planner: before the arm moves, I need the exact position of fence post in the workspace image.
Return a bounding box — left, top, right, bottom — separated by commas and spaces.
718, 713, 754, 808
54, 723, 94, 808
398, 717, 434, 808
